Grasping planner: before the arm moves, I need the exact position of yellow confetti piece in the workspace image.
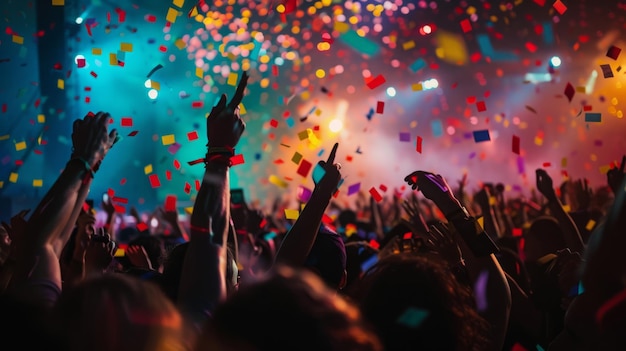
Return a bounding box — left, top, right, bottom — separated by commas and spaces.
334, 21, 350, 33
227, 72, 239, 86
37, 114, 45, 123
9, 173, 18, 183
411, 83, 423, 91
12, 35, 23, 44
92, 48, 102, 55
184, 206, 194, 214
477, 216, 484, 228
599, 165, 611, 174
297, 130, 309, 141
173, 0, 185, 8
402, 41, 415, 50
33, 179, 43, 187
120, 42, 133, 52
144, 164, 153, 174
195, 67, 203, 78
166, 7, 179, 23
489, 196, 497, 206
292, 152, 303, 164
15, 141, 26, 151
561, 157, 567, 167
174, 38, 187, 49
284, 209, 300, 220
576, 86, 586, 93
306, 129, 321, 148
0, 181, 3, 188
114, 248, 125, 257
149, 80, 161, 90
109, 53, 118, 65
0, 135, 9, 141
269, 175, 288, 188
52, 0, 64, 5
434, 30, 468, 65
161, 134, 175, 145
585, 219, 596, 231
562, 205, 571, 213
57, 79, 64, 89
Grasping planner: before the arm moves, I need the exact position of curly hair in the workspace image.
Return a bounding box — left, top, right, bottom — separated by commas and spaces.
346, 253, 490, 351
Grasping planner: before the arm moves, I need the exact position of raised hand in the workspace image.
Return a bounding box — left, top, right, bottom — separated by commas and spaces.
423, 222, 463, 266
126, 245, 153, 271
84, 228, 116, 274
404, 171, 461, 216
71, 112, 118, 172
206, 71, 249, 149
535, 168, 557, 201
607, 155, 626, 194
572, 178, 592, 211
313, 142, 342, 194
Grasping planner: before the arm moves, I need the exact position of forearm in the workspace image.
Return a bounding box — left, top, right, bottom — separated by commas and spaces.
274, 186, 332, 267
547, 198, 584, 254
54, 182, 93, 255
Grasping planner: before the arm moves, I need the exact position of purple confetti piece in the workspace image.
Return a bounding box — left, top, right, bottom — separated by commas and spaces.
347, 182, 361, 196
399, 132, 411, 142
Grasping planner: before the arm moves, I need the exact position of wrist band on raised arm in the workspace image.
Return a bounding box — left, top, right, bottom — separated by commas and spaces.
190, 224, 211, 233
68, 157, 94, 178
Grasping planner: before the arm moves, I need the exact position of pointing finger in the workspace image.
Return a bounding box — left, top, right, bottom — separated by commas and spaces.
228, 71, 249, 110
326, 142, 338, 164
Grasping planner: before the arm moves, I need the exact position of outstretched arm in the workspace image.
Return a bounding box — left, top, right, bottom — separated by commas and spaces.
177, 72, 248, 328
274, 143, 342, 267
536, 169, 585, 254
8, 112, 117, 304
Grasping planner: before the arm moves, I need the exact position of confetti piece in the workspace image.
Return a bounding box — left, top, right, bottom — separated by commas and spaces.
473, 130, 490, 142
192, 101, 203, 108
416, 136, 423, 153
347, 183, 361, 195
33, 179, 43, 187
57, 79, 64, 89
512, 135, 520, 155
137, 222, 149, 232
553, 0, 567, 15
128, 131, 138, 137
148, 174, 161, 188
338, 30, 381, 57
15, 141, 26, 151
376, 101, 384, 114
312, 164, 326, 184
120, 42, 133, 52
534, 0, 546, 5
174, 38, 186, 49
9, 173, 18, 183
166, 7, 179, 23
369, 187, 383, 202
285, 209, 300, 220
366, 74, 386, 89
606, 45, 621, 60
585, 219, 596, 231
431, 119, 444, 138
144, 164, 153, 174
297, 185, 313, 202
76, 57, 85, 68
296, 159, 313, 177
402, 41, 415, 50
525, 105, 537, 114
173, 0, 185, 7
165, 195, 177, 211
409, 58, 426, 72
12, 35, 23, 44
269, 175, 288, 188
37, 114, 45, 123
584, 113, 601, 122
52, 0, 64, 5
564, 83, 575, 102
121, 117, 133, 127
600, 64, 614, 78
460, 19, 472, 33
146, 64, 163, 78
227, 72, 238, 86
396, 307, 429, 328
161, 134, 175, 145
399, 132, 411, 142
476, 101, 486, 112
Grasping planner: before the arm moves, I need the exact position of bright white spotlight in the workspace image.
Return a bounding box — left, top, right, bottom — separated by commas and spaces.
75, 17, 84, 24
550, 56, 562, 67
144, 79, 152, 88
148, 89, 158, 99
329, 119, 343, 133
423, 78, 439, 90
386, 87, 396, 97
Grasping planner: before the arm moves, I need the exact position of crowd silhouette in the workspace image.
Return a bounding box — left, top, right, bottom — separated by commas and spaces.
1, 72, 626, 350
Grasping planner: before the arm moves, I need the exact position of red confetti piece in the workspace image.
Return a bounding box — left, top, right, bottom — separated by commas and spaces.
187, 130, 199, 140
583, 105, 593, 111
90, 71, 98, 78
165, 195, 177, 211
296, 159, 313, 177
564, 82, 575, 102
512, 228, 523, 237
192, 101, 204, 108
230, 154, 245, 166
553, 0, 567, 15
525, 42, 537, 53
159, 45, 167, 52
184, 182, 191, 194
112, 196, 127, 204
607, 45, 621, 60
136, 222, 149, 232
120, 178, 127, 185
165, 170, 172, 181
270, 119, 279, 127
379, 184, 388, 192
369, 239, 380, 249
476, 101, 486, 112
121, 117, 133, 126
376, 101, 384, 114
145, 14, 157, 22
149, 174, 161, 188
115, 8, 126, 22
543, 162, 551, 167
272, 65, 279, 76
460, 19, 472, 33
173, 159, 181, 170
128, 131, 138, 136
195, 180, 201, 191
114, 205, 126, 213
533, 0, 545, 5
416, 136, 423, 153
512, 135, 520, 155
369, 187, 383, 202
366, 74, 386, 89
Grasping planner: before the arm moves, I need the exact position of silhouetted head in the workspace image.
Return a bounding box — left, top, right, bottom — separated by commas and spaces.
524, 216, 567, 263
303, 225, 347, 290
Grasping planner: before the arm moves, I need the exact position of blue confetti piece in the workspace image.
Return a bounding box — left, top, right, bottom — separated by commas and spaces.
360, 254, 379, 273
409, 58, 426, 73
584, 113, 601, 122
430, 119, 443, 138
317, 148, 325, 157
542, 22, 554, 45
338, 30, 381, 57
285, 117, 295, 128
312, 164, 326, 184
254, 153, 261, 160
396, 307, 429, 328
366, 108, 375, 121
472, 129, 491, 142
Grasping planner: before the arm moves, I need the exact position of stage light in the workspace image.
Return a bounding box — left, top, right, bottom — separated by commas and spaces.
75, 17, 84, 24
144, 79, 152, 88
423, 78, 439, 90
386, 87, 396, 97
550, 56, 562, 67
329, 118, 343, 133
148, 89, 158, 99
419, 24, 434, 36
